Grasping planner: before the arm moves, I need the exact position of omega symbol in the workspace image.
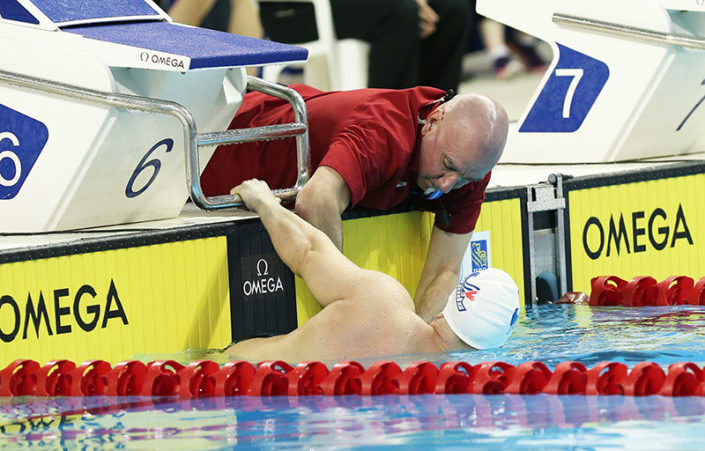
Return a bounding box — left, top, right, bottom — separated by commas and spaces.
256, 259, 269, 277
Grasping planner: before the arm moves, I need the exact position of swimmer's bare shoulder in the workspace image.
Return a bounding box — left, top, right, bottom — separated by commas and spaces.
224, 268, 423, 362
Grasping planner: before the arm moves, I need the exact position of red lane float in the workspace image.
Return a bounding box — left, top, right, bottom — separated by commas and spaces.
2, 359, 705, 398
589, 275, 705, 307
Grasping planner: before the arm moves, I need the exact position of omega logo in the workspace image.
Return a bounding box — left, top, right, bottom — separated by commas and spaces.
582, 204, 693, 260
256, 259, 268, 277
139, 52, 185, 69
242, 258, 284, 296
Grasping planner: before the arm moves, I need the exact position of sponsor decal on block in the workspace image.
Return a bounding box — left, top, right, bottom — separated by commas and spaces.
460, 231, 491, 281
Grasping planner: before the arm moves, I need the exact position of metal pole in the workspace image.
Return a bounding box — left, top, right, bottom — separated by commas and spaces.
553, 13, 705, 50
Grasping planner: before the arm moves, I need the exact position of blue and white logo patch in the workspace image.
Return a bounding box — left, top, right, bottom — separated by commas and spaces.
471, 238, 489, 272
520, 44, 609, 133
460, 231, 491, 282
0, 105, 49, 200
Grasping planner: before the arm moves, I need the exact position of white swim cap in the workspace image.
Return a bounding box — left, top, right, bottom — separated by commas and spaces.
442, 268, 520, 349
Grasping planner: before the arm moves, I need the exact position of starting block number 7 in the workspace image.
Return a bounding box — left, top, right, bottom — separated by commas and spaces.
520, 44, 609, 133
555, 68, 584, 119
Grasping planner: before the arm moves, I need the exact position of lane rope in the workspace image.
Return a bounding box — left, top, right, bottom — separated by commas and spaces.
8, 275, 704, 399
587, 275, 705, 307
1, 359, 704, 397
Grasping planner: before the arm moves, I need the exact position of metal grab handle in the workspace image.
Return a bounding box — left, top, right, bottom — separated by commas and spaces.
207, 187, 300, 206
552, 13, 705, 50
190, 75, 310, 209
196, 125, 305, 203
198, 123, 307, 147
0, 69, 310, 211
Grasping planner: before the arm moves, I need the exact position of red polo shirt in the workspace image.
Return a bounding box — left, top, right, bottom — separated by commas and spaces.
201, 84, 489, 234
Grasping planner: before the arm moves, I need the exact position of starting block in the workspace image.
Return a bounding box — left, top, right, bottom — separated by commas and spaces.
0, 0, 310, 233
477, 0, 705, 163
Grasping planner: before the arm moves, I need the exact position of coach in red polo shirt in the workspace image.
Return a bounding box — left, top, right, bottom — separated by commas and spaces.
201, 84, 508, 322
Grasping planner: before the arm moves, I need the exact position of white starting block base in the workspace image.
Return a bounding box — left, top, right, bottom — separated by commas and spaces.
0, 0, 307, 233
478, 0, 705, 163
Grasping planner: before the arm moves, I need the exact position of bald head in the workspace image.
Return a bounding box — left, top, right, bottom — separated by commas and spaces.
439, 93, 508, 177
416, 93, 508, 195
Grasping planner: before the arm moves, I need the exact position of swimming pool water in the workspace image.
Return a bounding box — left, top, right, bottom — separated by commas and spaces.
4, 304, 705, 449
462, 304, 705, 368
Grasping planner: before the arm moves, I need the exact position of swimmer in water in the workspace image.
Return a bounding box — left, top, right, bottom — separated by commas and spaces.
224, 179, 519, 363
202, 86, 508, 323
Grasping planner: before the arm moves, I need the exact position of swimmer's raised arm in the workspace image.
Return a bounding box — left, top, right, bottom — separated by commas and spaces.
232, 180, 408, 309
226, 182, 519, 362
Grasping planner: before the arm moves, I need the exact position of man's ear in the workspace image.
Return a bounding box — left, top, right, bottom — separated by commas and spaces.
421, 107, 445, 136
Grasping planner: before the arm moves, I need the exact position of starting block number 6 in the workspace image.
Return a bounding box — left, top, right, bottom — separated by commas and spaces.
125, 138, 174, 198
0, 132, 21, 187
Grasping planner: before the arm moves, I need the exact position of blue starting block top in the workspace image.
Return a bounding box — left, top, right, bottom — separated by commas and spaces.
0, 0, 308, 69
33, 0, 161, 23
1, 0, 161, 25
67, 21, 308, 69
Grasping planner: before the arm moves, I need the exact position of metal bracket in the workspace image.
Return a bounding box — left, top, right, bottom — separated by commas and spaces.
526, 174, 568, 305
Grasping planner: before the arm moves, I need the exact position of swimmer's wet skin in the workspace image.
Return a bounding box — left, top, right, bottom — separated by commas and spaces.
223, 179, 519, 363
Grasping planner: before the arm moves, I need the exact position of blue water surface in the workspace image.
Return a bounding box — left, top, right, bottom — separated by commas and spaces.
3, 304, 705, 450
